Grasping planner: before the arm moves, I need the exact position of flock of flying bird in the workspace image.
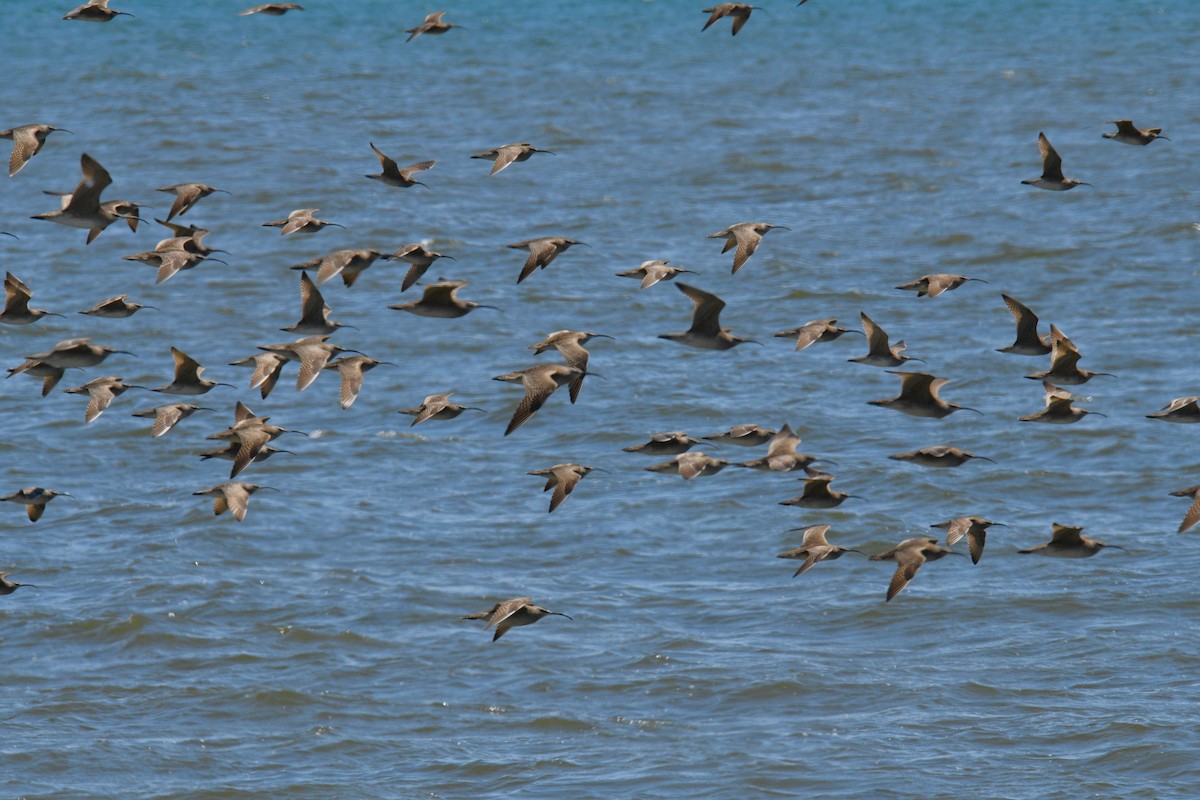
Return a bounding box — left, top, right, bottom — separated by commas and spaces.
0, 2, 1190, 640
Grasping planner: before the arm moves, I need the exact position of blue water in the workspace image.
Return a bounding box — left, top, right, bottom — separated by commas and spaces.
2, 1, 1199, 797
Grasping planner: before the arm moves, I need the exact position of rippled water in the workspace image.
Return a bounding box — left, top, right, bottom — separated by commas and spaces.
2, 1, 1199, 797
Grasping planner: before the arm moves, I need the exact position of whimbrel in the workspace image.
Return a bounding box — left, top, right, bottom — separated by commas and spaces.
706, 222, 787, 274
63, 0, 132, 21
931, 516, 1004, 564
869, 537, 961, 601
493, 364, 584, 436
289, 249, 383, 288
406, 10, 458, 40
779, 475, 859, 509
623, 432, 704, 456
123, 245, 223, 285
381, 243, 455, 292
526, 463, 597, 513
1103, 120, 1167, 145
895, 273, 987, 298
283, 272, 352, 335
1169, 486, 1200, 534
774, 318, 859, 352
398, 392, 484, 426
32, 154, 135, 243
1019, 524, 1123, 558
508, 237, 586, 284
463, 597, 572, 642
870, 371, 978, 418
199, 443, 293, 464
153, 348, 232, 395
193, 482, 275, 522
1022, 132, 1090, 191
156, 183, 229, 221
323, 356, 395, 409
365, 143, 435, 188
471, 142, 553, 176
239, 3, 303, 15
701, 3, 763, 35
79, 294, 154, 318
1148, 396, 1200, 423
738, 424, 823, 472
389, 279, 497, 317
64, 376, 146, 422
615, 260, 697, 289
888, 446, 994, 468
528, 330, 612, 403
997, 294, 1051, 355
776, 525, 862, 576
1, 487, 71, 522
257, 335, 362, 391
6, 359, 68, 397
0, 573, 38, 594
659, 282, 757, 350
645, 452, 730, 480
229, 352, 286, 399
28, 338, 132, 369
1019, 382, 1104, 424
1, 273, 63, 325
703, 424, 777, 447
849, 312, 921, 367
132, 403, 212, 438
1, 124, 70, 177
1026, 325, 1113, 385
262, 208, 344, 236
207, 401, 306, 479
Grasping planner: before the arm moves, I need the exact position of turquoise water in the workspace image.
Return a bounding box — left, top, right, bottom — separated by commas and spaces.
2, 1, 1199, 797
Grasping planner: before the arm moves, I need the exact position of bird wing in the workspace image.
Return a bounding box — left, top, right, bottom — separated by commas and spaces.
860, 312, 891, 356
1037, 132, 1064, 181
1180, 497, 1200, 534
294, 345, 334, 391
84, 384, 117, 423
3, 273, 32, 315
67, 153, 112, 213
485, 597, 532, 632
370, 142, 401, 178
886, 550, 925, 601
224, 484, 252, 522
1049, 524, 1084, 546
489, 144, 522, 175
166, 184, 201, 221
337, 361, 364, 409
676, 282, 724, 337
8, 126, 42, 177
515, 239, 556, 283
942, 517, 970, 546
231, 428, 271, 479
1002, 294, 1044, 346
399, 160, 436, 181
504, 370, 558, 435
729, 226, 761, 273
800, 524, 832, 547
896, 372, 936, 402
152, 404, 185, 438
154, 250, 193, 284
171, 347, 204, 384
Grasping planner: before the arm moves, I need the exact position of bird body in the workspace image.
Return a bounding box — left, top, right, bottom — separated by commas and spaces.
645, 452, 730, 480
229, 352, 287, 399
1148, 396, 1200, 423
64, 0, 131, 21
29, 338, 131, 369
257, 336, 360, 392
323, 356, 394, 409
79, 294, 153, 318
703, 423, 777, 447
239, 3, 303, 15
6, 359, 68, 397
156, 182, 229, 220
289, 249, 382, 288
406, 11, 458, 41
263, 208, 343, 236
997, 294, 1051, 355
154, 348, 231, 395
1026, 326, 1113, 385
283, 272, 351, 335
1170, 486, 1200, 534
382, 244, 454, 291
527, 330, 611, 403
132, 403, 211, 438
1, 272, 62, 325
1019, 382, 1104, 424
